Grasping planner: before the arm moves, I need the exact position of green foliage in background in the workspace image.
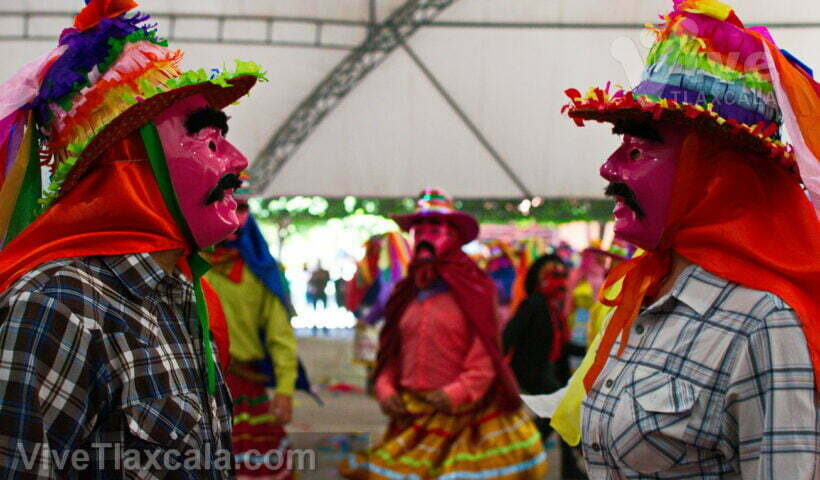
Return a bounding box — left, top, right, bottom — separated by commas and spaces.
251, 196, 614, 231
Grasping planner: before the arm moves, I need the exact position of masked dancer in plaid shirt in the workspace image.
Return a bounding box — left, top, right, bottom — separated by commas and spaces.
556, 1, 820, 478
0, 1, 266, 478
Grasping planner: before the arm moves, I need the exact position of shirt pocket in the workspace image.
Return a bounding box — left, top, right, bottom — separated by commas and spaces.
123, 392, 205, 476
609, 366, 700, 474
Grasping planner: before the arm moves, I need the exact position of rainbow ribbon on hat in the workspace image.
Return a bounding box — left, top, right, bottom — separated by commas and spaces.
0, 46, 68, 245
678, 0, 820, 216
667, 0, 820, 215
416, 189, 456, 213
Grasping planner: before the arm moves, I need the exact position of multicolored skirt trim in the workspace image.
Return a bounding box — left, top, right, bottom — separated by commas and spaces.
339, 392, 547, 479
227, 371, 293, 479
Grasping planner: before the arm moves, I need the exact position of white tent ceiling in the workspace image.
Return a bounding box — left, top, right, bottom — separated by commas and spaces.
3, 1, 820, 199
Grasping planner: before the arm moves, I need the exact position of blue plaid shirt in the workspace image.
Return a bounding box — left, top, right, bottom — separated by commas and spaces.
582, 265, 819, 479
0, 253, 233, 479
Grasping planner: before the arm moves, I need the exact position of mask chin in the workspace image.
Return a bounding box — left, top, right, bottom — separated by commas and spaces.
612, 201, 668, 251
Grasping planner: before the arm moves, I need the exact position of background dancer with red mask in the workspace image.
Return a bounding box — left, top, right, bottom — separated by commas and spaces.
504, 253, 587, 479
340, 189, 547, 479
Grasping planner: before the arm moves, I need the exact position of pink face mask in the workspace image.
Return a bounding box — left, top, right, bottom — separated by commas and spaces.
411, 217, 460, 261
599, 123, 688, 251
154, 94, 249, 249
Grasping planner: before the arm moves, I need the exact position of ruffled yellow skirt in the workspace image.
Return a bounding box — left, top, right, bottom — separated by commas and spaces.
339, 393, 547, 479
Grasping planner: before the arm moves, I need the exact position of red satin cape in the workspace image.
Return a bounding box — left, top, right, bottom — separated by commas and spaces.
201, 278, 231, 371
587, 132, 820, 391
0, 134, 187, 293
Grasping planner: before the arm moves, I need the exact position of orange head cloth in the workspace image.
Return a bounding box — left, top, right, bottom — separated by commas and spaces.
0, 131, 187, 293
74, 0, 139, 32
585, 130, 820, 391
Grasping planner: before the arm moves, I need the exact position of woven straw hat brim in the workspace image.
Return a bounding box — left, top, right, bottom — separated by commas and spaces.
59, 75, 258, 196
568, 105, 797, 175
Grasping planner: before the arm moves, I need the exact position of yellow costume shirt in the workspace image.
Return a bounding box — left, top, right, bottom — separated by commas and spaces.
206, 263, 298, 396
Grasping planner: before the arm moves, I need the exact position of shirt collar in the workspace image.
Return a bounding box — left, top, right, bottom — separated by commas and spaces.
101, 252, 172, 298
645, 264, 729, 317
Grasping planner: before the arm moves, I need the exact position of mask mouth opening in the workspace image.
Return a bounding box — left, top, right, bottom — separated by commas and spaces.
415, 241, 436, 260
205, 173, 242, 205
605, 181, 646, 219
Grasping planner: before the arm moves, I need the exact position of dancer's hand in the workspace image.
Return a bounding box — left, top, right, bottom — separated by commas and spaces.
424, 390, 452, 413
270, 393, 293, 424
380, 394, 408, 417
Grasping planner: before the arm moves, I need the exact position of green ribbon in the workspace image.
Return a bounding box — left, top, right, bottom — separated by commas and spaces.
5, 120, 43, 244
189, 252, 216, 394
140, 123, 216, 395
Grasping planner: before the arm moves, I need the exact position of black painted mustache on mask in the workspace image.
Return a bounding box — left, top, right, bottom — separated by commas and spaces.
415, 241, 436, 257
605, 182, 646, 219
205, 173, 242, 205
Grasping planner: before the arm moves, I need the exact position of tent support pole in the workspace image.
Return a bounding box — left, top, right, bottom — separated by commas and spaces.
250, 0, 460, 194
398, 41, 533, 198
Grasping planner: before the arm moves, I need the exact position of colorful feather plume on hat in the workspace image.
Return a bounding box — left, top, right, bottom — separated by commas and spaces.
563, 0, 820, 216
0, 0, 267, 245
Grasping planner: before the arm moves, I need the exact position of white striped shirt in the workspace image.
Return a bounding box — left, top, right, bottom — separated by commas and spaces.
582, 265, 819, 479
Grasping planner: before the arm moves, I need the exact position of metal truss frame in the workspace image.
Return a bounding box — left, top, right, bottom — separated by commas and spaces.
249, 0, 459, 194
3, 7, 815, 197
0, 10, 370, 50
399, 41, 532, 197
0, 9, 815, 51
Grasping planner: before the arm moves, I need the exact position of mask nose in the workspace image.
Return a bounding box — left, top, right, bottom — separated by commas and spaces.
222, 140, 248, 172
599, 148, 623, 182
